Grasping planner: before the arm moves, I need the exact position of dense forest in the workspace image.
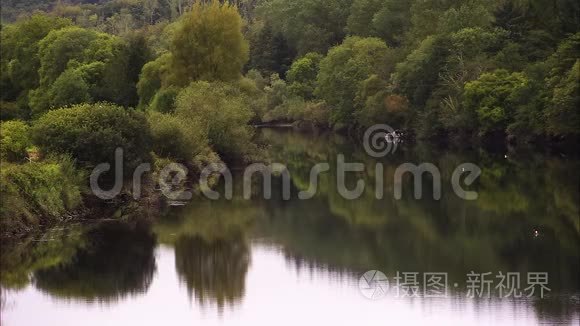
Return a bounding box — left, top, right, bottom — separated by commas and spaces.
0, 0, 579, 234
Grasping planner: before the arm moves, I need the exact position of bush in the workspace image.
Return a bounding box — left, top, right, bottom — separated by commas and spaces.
290, 100, 330, 128
1, 120, 32, 162
150, 86, 179, 113
148, 111, 208, 161
32, 103, 152, 170
0, 156, 85, 234
175, 81, 259, 162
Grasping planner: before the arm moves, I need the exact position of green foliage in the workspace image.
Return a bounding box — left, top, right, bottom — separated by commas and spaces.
0, 156, 85, 233
316, 37, 394, 124
0, 120, 32, 162
28, 26, 126, 116
246, 21, 295, 77
545, 60, 580, 136
287, 53, 323, 100
148, 111, 208, 161
137, 53, 172, 109
257, 0, 353, 55
175, 81, 260, 162
0, 14, 72, 97
437, 1, 494, 34
393, 35, 451, 107
463, 70, 531, 136
150, 86, 179, 113
354, 75, 410, 128
245, 69, 268, 91
35, 26, 122, 88
289, 101, 331, 128
98, 32, 152, 107
46, 68, 92, 109
346, 0, 411, 46
32, 103, 151, 170
264, 73, 290, 113
1, 0, 579, 152
0, 101, 24, 121
169, 0, 249, 85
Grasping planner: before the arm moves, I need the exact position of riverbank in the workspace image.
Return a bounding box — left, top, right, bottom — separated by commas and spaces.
2, 125, 577, 238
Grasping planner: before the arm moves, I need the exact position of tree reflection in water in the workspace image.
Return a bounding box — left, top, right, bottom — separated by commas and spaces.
174, 234, 249, 310
33, 222, 156, 304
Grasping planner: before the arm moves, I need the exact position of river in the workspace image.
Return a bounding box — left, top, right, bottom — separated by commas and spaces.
1, 128, 579, 325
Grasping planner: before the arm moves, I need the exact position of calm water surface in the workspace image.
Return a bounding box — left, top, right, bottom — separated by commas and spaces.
1, 129, 579, 325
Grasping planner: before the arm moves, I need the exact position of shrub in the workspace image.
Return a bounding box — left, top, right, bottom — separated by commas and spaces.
1, 120, 32, 162
175, 81, 259, 162
0, 156, 85, 234
148, 111, 208, 161
150, 86, 179, 113
32, 103, 151, 171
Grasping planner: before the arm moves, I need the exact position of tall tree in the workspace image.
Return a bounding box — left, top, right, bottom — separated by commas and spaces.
169, 0, 249, 85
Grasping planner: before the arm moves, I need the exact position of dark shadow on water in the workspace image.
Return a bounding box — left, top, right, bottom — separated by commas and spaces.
32, 222, 157, 304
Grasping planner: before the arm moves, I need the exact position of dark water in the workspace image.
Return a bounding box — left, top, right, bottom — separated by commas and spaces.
1, 129, 579, 325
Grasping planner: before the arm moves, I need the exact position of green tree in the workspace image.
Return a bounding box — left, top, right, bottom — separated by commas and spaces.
287, 53, 323, 100
545, 60, 580, 136
463, 69, 531, 136
137, 53, 172, 109
246, 21, 295, 77
392, 35, 451, 107
169, 0, 249, 85
316, 37, 394, 124
257, 0, 353, 55
47, 69, 92, 109
0, 14, 72, 98
346, 0, 411, 46
354, 75, 410, 128
175, 82, 258, 162
29, 26, 125, 116
437, 0, 494, 34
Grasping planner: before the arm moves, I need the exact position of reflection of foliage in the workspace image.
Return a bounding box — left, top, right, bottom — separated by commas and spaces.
174, 234, 249, 309
0, 226, 86, 289
33, 222, 156, 303
154, 197, 258, 244
154, 195, 256, 309
256, 129, 580, 311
